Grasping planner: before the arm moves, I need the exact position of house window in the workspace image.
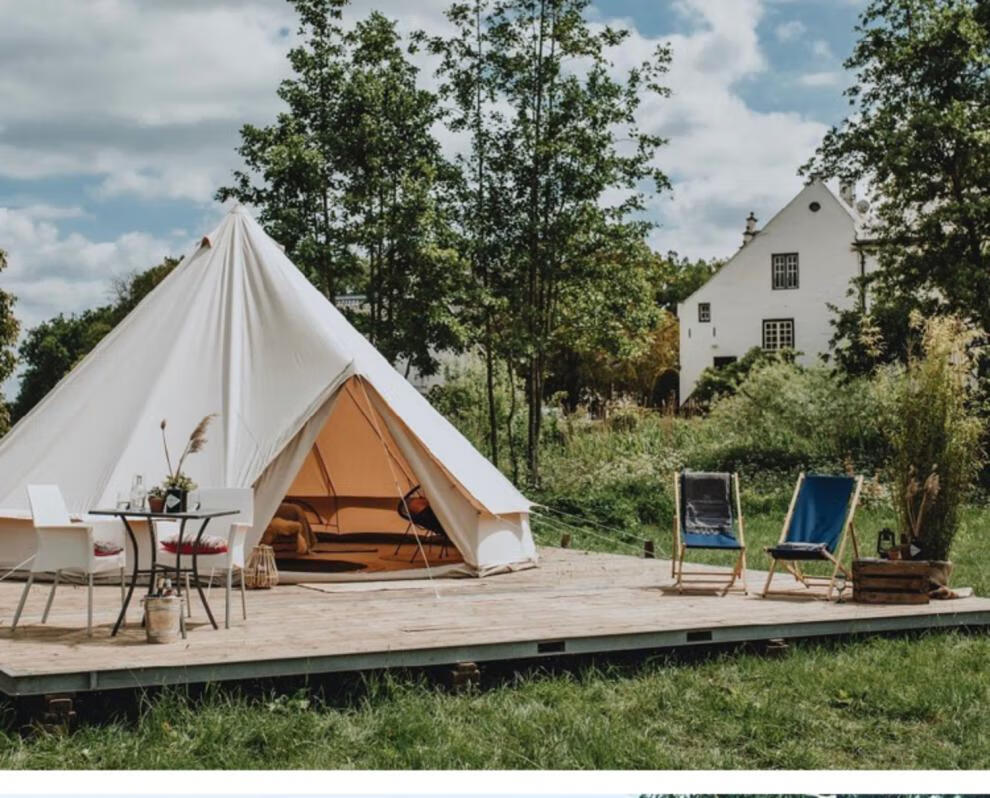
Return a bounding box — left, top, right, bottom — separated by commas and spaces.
713, 356, 737, 369
772, 253, 799, 289
698, 302, 711, 322
762, 319, 795, 351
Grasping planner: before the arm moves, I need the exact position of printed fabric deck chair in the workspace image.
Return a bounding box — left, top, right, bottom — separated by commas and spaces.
672, 470, 747, 595
761, 472, 864, 600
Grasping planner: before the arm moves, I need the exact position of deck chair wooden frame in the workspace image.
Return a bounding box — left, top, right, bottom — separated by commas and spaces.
761, 472, 863, 600
672, 471, 747, 596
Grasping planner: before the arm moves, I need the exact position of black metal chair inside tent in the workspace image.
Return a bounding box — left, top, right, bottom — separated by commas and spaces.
393, 484, 452, 563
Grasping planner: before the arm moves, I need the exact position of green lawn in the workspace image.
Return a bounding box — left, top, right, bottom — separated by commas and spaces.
0, 505, 987, 769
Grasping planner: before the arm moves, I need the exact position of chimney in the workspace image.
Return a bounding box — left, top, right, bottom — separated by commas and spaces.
840, 181, 855, 206
742, 212, 758, 246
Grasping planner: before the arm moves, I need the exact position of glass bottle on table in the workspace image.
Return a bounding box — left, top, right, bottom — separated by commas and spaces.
130, 474, 147, 511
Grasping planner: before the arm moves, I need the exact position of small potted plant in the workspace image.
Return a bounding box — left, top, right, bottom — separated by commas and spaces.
159, 414, 215, 513
878, 313, 986, 584
147, 486, 166, 513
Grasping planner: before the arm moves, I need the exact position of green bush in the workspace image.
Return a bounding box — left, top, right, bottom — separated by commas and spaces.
427, 357, 527, 478
690, 347, 795, 408
427, 349, 983, 550
686, 360, 889, 477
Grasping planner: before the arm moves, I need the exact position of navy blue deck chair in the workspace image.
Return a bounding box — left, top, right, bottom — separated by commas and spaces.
761, 472, 863, 600
672, 470, 747, 595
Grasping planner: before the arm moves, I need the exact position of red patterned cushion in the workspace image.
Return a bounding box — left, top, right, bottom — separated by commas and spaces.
94, 540, 124, 557
407, 496, 430, 514
161, 535, 228, 555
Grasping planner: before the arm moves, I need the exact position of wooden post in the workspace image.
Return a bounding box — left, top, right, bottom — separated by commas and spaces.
643, 540, 655, 559
733, 472, 748, 593
560, 533, 571, 549
448, 661, 480, 693
765, 638, 789, 658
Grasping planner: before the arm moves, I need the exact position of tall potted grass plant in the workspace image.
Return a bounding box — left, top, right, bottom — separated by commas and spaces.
877, 313, 986, 581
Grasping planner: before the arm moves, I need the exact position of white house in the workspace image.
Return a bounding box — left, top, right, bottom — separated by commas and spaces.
677, 179, 876, 403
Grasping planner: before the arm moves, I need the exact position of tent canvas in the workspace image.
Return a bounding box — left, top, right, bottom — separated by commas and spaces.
0, 206, 536, 579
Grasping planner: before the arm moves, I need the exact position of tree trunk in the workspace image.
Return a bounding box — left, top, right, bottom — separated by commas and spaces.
505, 354, 519, 484
321, 188, 335, 301
525, 0, 547, 486
484, 334, 499, 467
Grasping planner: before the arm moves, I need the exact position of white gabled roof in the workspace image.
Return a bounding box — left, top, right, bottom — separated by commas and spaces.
0, 206, 531, 516
679, 179, 864, 308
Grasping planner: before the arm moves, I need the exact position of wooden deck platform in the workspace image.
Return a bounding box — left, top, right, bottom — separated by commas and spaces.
1, 547, 988, 697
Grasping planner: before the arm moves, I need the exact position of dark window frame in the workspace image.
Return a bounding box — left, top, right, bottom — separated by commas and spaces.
771, 252, 799, 290
698, 302, 711, 323
762, 318, 795, 351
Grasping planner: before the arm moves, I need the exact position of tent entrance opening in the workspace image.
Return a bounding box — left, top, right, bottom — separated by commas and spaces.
260, 377, 463, 574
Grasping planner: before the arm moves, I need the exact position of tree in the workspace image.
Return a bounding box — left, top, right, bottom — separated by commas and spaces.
218, 1, 463, 378
430, 0, 672, 484
825, 287, 930, 377
424, 0, 519, 468
217, 0, 353, 300
546, 240, 666, 407
335, 12, 467, 376
802, 0, 990, 338
12, 258, 178, 421
0, 249, 19, 435
656, 251, 723, 311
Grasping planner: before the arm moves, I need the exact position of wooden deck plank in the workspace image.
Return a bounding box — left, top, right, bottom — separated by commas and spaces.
0, 547, 987, 694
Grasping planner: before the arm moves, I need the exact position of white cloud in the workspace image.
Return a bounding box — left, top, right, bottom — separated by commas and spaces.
6, 204, 87, 222
774, 20, 807, 42
0, 0, 841, 289
0, 205, 186, 330
594, 0, 828, 258
0, 0, 298, 201
812, 38, 835, 59
0, 0, 457, 203
797, 70, 843, 87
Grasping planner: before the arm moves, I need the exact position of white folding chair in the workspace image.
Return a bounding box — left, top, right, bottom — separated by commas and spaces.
155, 487, 253, 628
13, 485, 127, 637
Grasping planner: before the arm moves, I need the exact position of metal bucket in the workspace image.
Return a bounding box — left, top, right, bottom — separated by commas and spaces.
142, 596, 183, 643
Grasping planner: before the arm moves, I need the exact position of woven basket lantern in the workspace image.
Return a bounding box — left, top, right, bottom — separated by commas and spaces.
244, 544, 279, 589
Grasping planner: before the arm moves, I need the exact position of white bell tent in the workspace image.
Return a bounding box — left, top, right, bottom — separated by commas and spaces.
0, 206, 536, 579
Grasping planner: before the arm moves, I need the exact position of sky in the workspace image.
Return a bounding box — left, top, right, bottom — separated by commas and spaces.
0, 0, 866, 339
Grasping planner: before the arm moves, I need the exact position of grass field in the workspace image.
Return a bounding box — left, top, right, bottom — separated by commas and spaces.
1, 630, 988, 768
0, 504, 987, 769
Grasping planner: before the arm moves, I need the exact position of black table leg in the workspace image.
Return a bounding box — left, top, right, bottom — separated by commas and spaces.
111, 516, 140, 637
174, 518, 188, 639
191, 518, 218, 629
147, 517, 159, 598
172, 517, 187, 590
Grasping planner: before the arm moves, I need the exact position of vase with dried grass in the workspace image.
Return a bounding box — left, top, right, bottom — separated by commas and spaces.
158, 414, 216, 513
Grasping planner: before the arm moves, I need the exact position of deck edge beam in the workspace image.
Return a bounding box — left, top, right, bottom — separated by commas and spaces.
2, 608, 989, 697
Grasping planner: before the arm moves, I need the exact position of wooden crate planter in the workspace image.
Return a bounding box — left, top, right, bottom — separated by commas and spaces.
852, 558, 930, 605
